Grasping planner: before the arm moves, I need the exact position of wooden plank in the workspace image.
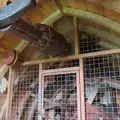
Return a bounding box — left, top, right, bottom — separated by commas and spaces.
76, 71, 81, 120
23, 48, 120, 65
25, 0, 58, 24
42, 67, 80, 75
41, 10, 63, 25
38, 64, 42, 120
5, 68, 13, 120
74, 16, 79, 55
81, 49, 120, 58
63, 7, 120, 34
14, 40, 29, 53
23, 55, 79, 65
79, 58, 85, 120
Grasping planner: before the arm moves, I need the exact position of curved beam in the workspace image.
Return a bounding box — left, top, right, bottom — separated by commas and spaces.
41, 7, 120, 35
63, 7, 120, 34
25, 0, 120, 25
41, 10, 63, 25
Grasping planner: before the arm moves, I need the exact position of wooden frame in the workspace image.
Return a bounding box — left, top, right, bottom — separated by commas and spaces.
23, 49, 120, 65
42, 68, 81, 120
21, 13, 120, 120
7, 9, 120, 120
79, 57, 85, 120
74, 16, 79, 55
38, 64, 43, 120
5, 68, 13, 120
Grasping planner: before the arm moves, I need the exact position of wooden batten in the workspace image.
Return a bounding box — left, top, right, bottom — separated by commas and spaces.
81, 49, 120, 58
79, 58, 85, 120
5, 68, 14, 120
23, 49, 120, 65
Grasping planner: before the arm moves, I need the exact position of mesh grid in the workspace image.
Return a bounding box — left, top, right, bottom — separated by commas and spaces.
42, 59, 79, 70
84, 54, 120, 120
43, 73, 78, 120
11, 65, 39, 120
79, 31, 107, 54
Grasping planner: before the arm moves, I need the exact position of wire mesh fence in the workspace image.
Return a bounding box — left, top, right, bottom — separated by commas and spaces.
11, 65, 39, 120
43, 72, 79, 120
10, 59, 80, 120
84, 53, 120, 120
79, 31, 108, 54
42, 59, 79, 70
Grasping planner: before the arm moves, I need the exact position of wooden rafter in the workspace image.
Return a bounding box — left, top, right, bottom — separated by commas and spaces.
41, 10, 63, 26
63, 7, 120, 34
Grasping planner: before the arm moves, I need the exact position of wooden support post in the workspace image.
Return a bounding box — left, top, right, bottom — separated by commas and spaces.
38, 64, 43, 120
74, 16, 79, 55
79, 57, 85, 120
5, 68, 14, 120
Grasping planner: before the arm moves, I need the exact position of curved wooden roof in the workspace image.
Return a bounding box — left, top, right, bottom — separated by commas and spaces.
0, 0, 120, 61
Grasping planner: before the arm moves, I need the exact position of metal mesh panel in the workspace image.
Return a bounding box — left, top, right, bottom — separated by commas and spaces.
79, 32, 107, 54
43, 73, 78, 120
11, 65, 39, 120
84, 54, 120, 120
42, 59, 79, 70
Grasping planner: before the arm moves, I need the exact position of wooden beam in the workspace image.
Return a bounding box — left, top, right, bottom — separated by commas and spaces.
5, 68, 13, 120
41, 10, 63, 26
63, 7, 120, 34
15, 40, 29, 53
23, 49, 120, 65
42, 67, 80, 75
23, 55, 79, 65
79, 58, 85, 120
38, 64, 43, 120
81, 49, 120, 58
74, 16, 79, 55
